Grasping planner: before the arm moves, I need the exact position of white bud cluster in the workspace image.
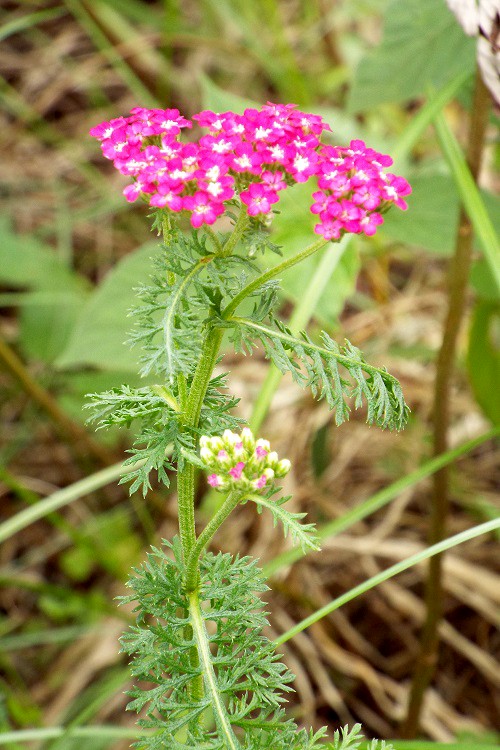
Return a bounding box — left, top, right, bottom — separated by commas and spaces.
199, 428, 291, 493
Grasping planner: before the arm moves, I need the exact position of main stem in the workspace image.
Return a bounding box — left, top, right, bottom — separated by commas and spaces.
176, 208, 249, 566
177, 326, 224, 564
401, 68, 490, 737
172, 221, 327, 730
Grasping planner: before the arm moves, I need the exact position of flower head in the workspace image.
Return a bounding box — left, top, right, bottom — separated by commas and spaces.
198, 428, 291, 493
311, 140, 411, 240
90, 105, 409, 239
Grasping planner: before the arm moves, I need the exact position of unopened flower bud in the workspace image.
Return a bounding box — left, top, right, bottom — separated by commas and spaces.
254, 474, 268, 490
275, 458, 291, 477
228, 461, 245, 480
207, 473, 222, 488
241, 427, 255, 451
255, 438, 270, 454
267, 451, 279, 468
200, 446, 214, 463
200, 429, 291, 493
210, 436, 225, 452
234, 442, 245, 457
223, 429, 240, 447
216, 449, 232, 469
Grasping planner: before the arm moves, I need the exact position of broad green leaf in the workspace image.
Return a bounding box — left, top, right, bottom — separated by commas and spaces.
0, 217, 86, 290
381, 174, 459, 254
348, 0, 475, 112
381, 175, 500, 256
56, 243, 158, 371
0, 218, 89, 362
19, 292, 87, 363
467, 300, 500, 425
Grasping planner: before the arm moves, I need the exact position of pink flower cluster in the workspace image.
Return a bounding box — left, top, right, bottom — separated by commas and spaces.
90, 104, 411, 238
312, 141, 412, 240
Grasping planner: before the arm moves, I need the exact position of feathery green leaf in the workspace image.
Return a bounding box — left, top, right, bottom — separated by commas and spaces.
224, 315, 409, 430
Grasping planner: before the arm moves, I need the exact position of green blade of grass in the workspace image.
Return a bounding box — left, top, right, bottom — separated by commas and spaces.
0, 726, 147, 745
203, 0, 311, 104
0, 460, 143, 544
80, 0, 172, 88
264, 427, 500, 577
0, 7, 67, 42
433, 108, 500, 294
63, 0, 160, 107
391, 68, 471, 167
0, 625, 99, 652
274, 517, 500, 646
386, 743, 497, 750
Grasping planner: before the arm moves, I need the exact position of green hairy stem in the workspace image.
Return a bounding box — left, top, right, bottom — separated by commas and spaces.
89, 211, 410, 749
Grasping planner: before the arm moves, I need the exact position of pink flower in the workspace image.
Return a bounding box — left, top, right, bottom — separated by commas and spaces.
229, 461, 245, 480
90, 104, 409, 237
149, 182, 184, 210
315, 218, 343, 241
332, 199, 363, 232
201, 174, 235, 201
381, 174, 412, 210
89, 117, 126, 141
207, 474, 221, 488
310, 190, 332, 217
183, 192, 224, 227
123, 179, 155, 202
261, 170, 287, 192
359, 212, 384, 236
240, 183, 279, 216
351, 184, 381, 210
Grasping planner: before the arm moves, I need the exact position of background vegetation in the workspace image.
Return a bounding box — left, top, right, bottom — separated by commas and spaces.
1, 1, 499, 748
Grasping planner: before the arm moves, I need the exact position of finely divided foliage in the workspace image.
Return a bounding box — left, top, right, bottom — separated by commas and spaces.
128, 229, 256, 381
224, 313, 408, 430
88, 102, 411, 747
121, 542, 327, 750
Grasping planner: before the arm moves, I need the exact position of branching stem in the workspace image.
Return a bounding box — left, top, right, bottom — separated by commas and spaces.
222, 237, 328, 318
220, 206, 249, 257
184, 491, 243, 591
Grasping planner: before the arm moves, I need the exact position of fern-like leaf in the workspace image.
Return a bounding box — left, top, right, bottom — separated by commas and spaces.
246, 491, 320, 553
224, 316, 409, 430
128, 232, 263, 383
121, 541, 327, 750
329, 724, 364, 750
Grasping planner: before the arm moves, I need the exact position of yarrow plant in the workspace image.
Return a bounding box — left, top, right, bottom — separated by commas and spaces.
88, 102, 411, 749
